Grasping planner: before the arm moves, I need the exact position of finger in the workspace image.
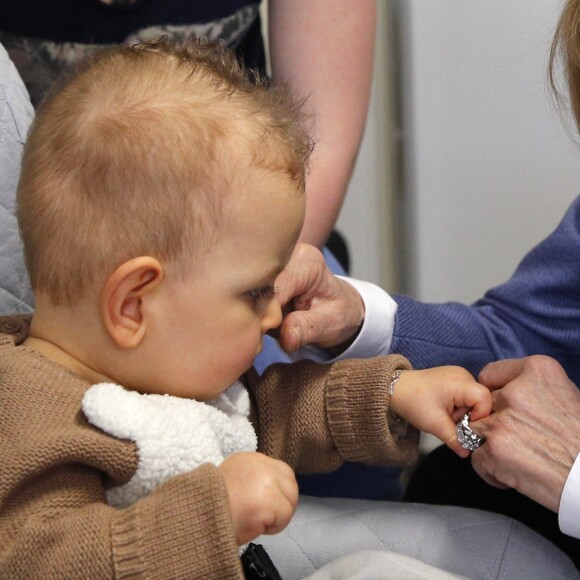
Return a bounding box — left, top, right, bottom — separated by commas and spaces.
276, 313, 306, 353
278, 472, 299, 508
268, 460, 299, 510
468, 390, 493, 421
262, 494, 296, 536
433, 414, 471, 459
444, 431, 471, 459
472, 467, 508, 489
471, 453, 509, 489
273, 268, 300, 310
278, 309, 327, 352
491, 390, 500, 413
274, 244, 325, 308
266, 301, 292, 340
468, 412, 494, 439
450, 384, 492, 421
478, 358, 526, 390
450, 406, 470, 422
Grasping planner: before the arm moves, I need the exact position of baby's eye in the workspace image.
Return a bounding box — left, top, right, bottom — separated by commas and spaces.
246, 286, 276, 303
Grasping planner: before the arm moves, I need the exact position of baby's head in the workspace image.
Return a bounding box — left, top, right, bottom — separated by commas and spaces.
18, 38, 311, 399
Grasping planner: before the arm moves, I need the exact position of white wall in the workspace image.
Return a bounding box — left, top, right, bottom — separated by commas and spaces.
336, 2, 394, 287
398, 0, 580, 305
259, 1, 580, 304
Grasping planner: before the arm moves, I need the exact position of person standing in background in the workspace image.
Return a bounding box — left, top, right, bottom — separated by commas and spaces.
0, 0, 375, 252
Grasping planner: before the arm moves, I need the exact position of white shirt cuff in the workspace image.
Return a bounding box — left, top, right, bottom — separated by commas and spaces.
290, 276, 397, 363
333, 277, 396, 360
559, 450, 580, 539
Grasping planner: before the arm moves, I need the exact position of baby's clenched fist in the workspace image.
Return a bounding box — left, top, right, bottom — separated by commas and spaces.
219, 452, 299, 545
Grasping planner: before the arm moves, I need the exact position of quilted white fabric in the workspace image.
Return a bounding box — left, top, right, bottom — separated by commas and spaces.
82, 380, 257, 507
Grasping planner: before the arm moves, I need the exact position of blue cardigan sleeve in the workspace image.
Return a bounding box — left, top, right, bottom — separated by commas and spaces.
391, 195, 580, 386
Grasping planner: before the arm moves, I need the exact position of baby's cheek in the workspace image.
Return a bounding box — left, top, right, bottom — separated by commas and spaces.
231, 333, 261, 371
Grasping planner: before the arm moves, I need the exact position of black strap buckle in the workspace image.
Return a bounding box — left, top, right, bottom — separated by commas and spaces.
241, 542, 283, 580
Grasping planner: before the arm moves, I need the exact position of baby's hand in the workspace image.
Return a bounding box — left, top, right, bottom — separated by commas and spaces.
390, 366, 492, 458
219, 452, 299, 545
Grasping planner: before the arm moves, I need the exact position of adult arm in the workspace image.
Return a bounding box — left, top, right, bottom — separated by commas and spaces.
391, 195, 580, 382
471, 356, 580, 539
268, 0, 376, 247
276, 197, 580, 385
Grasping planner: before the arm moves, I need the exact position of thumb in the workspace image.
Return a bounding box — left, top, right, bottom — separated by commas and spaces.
444, 428, 471, 459
274, 243, 326, 309
431, 413, 471, 459
277, 310, 317, 353
478, 358, 525, 390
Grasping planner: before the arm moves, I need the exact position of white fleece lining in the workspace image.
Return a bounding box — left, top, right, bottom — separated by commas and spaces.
82, 380, 257, 508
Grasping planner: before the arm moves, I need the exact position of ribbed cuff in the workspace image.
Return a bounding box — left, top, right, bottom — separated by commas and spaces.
325, 356, 419, 466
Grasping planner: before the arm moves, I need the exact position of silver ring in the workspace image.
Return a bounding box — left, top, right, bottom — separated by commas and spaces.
456, 413, 485, 451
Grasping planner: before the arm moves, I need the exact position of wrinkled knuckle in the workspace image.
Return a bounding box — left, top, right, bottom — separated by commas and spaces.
301, 312, 317, 333
481, 434, 508, 464
501, 471, 518, 489
500, 384, 519, 406
256, 473, 278, 497
478, 383, 492, 397
525, 355, 562, 377
298, 242, 323, 265
294, 243, 310, 262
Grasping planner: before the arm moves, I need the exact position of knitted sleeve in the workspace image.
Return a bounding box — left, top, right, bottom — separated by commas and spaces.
1, 453, 243, 579
245, 355, 419, 473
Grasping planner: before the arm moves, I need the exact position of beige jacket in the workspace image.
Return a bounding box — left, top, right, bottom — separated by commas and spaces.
0, 316, 418, 579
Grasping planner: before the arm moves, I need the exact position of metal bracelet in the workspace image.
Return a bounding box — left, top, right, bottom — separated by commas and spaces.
388, 369, 405, 422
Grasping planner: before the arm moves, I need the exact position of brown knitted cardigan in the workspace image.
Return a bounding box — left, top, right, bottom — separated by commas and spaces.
0, 316, 418, 579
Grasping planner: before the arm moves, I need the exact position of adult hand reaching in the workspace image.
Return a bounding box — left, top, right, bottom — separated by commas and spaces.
471, 356, 580, 513
273, 244, 365, 353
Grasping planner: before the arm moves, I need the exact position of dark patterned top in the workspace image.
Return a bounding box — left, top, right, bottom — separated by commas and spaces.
0, 0, 264, 107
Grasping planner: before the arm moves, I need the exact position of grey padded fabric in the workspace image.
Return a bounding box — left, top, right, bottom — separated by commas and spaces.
259, 496, 579, 580
304, 550, 468, 579
0, 43, 34, 315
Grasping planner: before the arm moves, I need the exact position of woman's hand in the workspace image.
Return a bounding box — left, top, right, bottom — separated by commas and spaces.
273, 244, 365, 353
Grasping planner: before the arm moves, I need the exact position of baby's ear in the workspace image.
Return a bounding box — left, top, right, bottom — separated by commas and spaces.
101, 257, 164, 349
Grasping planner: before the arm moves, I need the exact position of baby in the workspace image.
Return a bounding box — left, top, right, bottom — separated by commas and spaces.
0, 38, 491, 578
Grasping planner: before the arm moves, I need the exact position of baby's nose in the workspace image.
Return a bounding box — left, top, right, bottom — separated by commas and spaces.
262, 298, 282, 332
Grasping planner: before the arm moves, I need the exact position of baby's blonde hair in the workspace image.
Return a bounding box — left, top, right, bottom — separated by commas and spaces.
18, 38, 312, 305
